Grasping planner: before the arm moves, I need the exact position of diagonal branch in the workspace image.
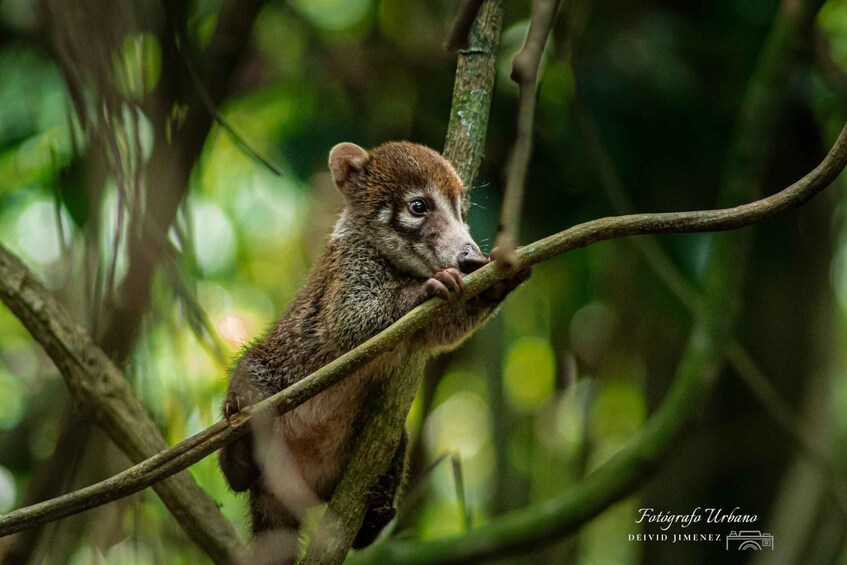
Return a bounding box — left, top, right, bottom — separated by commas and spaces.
1, 120, 845, 542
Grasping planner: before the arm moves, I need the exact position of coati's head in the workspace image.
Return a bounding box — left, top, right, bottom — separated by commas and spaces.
328, 141, 488, 278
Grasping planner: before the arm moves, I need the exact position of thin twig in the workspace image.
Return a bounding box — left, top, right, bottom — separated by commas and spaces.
726, 344, 847, 508
492, 0, 561, 271
393, 453, 452, 528
180, 46, 285, 177
450, 454, 472, 532
1, 120, 846, 540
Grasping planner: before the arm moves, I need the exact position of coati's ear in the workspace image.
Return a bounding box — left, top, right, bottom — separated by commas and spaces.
329, 143, 369, 193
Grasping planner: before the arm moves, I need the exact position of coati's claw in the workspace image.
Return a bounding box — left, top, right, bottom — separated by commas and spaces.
224, 397, 242, 419
224, 389, 263, 419
425, 268, 464, 300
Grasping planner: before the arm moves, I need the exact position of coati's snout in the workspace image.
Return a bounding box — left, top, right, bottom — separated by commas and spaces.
458, 243, 488, 274
329, 140, 488, 278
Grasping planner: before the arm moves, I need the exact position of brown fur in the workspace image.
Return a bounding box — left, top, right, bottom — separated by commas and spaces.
218, 141, 528, 560
344, 143, 465, 214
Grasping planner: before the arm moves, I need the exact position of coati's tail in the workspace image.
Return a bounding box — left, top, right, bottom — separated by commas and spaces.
245, 486, 302, 565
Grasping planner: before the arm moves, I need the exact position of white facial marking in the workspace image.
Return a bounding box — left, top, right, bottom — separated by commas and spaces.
396, 240, 432, 278
412, 241, 434, 265
377, 207, 391, 225
398, 213, 425, 230
429, 190, 453, 219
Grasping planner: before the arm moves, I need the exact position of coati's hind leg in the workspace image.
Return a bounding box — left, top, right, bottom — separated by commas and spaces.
352, 430, 408, 549
219, 369, 266, 492
218, 432, 260, 492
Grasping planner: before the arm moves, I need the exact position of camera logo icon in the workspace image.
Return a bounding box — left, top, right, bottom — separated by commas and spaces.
726, 531, 774, 551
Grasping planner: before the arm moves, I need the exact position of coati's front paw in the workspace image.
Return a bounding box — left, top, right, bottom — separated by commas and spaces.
353, 505, 396, 549
481, 265, 532, 303
424, 268, 464, 300
218, 434, 260, 492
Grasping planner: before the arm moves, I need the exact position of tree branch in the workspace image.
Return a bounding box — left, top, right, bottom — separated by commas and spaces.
180, 46, 285, 177
300, 374, 420, 564
492, 0, 561, 269
2, 120, 845, 543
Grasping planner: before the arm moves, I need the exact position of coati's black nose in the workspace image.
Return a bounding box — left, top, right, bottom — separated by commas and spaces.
458, 244, 489, 274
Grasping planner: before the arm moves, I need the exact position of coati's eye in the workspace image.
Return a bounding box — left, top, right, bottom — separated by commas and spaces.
409, 198, 428, 216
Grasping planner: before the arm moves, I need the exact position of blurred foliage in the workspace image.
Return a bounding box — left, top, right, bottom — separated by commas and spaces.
0, 0, 847, 563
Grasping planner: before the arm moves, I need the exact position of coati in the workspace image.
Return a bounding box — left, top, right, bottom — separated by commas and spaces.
219, 141, 530, 556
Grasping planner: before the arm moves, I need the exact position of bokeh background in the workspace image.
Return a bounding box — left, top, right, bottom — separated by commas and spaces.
1, 0, 847, 563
